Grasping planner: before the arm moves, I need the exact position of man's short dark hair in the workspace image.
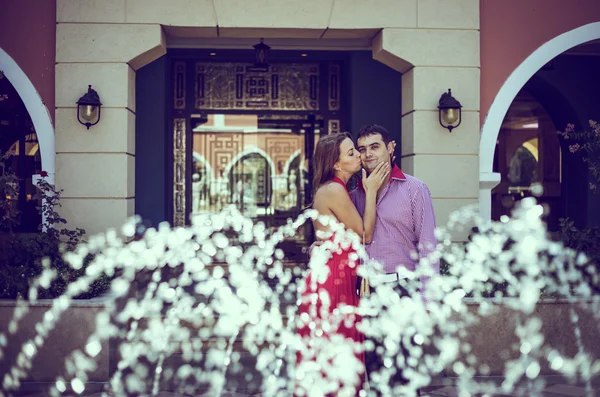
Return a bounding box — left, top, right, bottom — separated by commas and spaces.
357, 124, 392, 145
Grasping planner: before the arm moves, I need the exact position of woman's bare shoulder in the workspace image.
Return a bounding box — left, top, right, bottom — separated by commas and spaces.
313, 182, 348, 213
315, 180, 346, 198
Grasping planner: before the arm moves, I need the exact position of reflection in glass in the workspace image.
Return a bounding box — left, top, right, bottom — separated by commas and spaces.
508, 144, 538, 187
230, 153, 271, 217
493, 88, 563, 230
190, 114, 317, 244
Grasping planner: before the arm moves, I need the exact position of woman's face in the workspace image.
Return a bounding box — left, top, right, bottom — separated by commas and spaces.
335, 137, 362, 175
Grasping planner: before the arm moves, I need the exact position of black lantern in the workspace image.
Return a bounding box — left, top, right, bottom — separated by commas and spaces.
253, 38, 271, 68
76, 85, 102, 130
438, 89, 462, 132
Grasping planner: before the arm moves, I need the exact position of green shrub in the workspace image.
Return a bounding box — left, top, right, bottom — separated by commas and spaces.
0, 167, 110, 300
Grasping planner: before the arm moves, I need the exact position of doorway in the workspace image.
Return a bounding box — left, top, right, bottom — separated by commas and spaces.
492, 89, 564, 230
169, 57, 343, 258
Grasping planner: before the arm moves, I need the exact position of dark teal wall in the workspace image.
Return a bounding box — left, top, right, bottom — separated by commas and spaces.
346, 51, 402, 166
135, 56, 169, 227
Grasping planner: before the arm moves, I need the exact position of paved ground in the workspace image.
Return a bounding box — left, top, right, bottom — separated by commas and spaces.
177, 384, 600, 396
12, 385, 600, 397
422, 383, 600, 396
11, 377, 600, 397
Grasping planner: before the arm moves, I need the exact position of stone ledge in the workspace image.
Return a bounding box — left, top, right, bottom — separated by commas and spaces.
0, 301, 110, 383
453, 299, 600, 377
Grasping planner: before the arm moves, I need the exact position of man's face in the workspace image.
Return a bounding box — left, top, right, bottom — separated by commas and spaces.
357, 133, 392, 173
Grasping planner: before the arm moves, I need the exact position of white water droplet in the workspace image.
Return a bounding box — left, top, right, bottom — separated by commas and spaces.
55, 379, 66, 392
526, 361, 540, 379
23, 342, 36, 357
85, 340, 102, 357
71, 378, 85, 394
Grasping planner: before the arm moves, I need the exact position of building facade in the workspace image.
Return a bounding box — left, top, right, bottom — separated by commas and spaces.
0, 0, 599, 238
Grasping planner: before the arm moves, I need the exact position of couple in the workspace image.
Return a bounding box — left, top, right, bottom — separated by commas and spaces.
296, 125, 439, 397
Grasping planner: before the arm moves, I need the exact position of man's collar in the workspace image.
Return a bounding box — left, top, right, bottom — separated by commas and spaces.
390, 164, 407, 181
356, 164, 406, 191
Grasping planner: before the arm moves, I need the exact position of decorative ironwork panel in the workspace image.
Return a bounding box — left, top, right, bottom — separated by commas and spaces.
174, 62, 186, 110
328, 63, 340, 111
195, 62, 319, 110
328, 119, 340, 134
173, 118, 186, 226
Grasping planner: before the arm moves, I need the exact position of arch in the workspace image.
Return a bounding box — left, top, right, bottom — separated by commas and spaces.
0, 47, 54, 184
222, 146, 276, 178
192, 152, 214, 180
282, 149, 302, 176
479, 21, 600, 220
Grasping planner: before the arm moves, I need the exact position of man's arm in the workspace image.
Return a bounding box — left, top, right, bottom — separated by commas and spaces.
413, 182, 439, 301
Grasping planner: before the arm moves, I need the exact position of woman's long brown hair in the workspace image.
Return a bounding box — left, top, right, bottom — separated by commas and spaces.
312, 132, 352, 196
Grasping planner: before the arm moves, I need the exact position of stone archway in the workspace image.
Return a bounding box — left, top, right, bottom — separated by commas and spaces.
0, 47, 54, 184
479, 22, 600, 221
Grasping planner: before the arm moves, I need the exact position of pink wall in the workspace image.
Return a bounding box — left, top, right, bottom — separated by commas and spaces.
0, 0, 56, 123
480, 0, 600, 124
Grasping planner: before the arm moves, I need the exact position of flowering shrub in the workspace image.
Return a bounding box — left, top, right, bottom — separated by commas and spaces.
557, 120, 600, 270
558, 218, 600, 272
558, 120, 600, 194
0, 170, 110, 299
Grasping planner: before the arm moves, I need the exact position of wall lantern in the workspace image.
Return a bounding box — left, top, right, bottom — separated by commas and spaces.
76, 85, 102, 130
253, 38, 271, 68
438, 89, 462, 132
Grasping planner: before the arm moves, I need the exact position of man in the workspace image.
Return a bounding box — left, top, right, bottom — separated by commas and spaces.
351, 124, 439, 396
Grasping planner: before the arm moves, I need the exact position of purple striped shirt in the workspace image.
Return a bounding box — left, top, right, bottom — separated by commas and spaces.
350, 165, 439, 294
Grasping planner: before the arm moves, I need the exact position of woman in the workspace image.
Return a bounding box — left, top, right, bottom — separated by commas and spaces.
296, 132, 389, 396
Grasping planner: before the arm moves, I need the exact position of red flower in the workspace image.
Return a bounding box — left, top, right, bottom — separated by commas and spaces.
40, 171, 48, 177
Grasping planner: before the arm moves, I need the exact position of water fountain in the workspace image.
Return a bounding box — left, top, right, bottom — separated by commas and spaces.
1, 198, 599, 397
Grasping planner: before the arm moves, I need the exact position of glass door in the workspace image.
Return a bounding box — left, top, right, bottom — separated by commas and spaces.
169, 57, 343, 261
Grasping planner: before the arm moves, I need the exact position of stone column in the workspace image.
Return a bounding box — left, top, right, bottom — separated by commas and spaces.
55, 5, 165, 235
372, 0, 480, 239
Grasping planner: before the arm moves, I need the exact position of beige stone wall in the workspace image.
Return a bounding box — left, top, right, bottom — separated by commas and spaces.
56, 0, 479, 237
370, 1, 480, 239
55, 8, 165, 235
